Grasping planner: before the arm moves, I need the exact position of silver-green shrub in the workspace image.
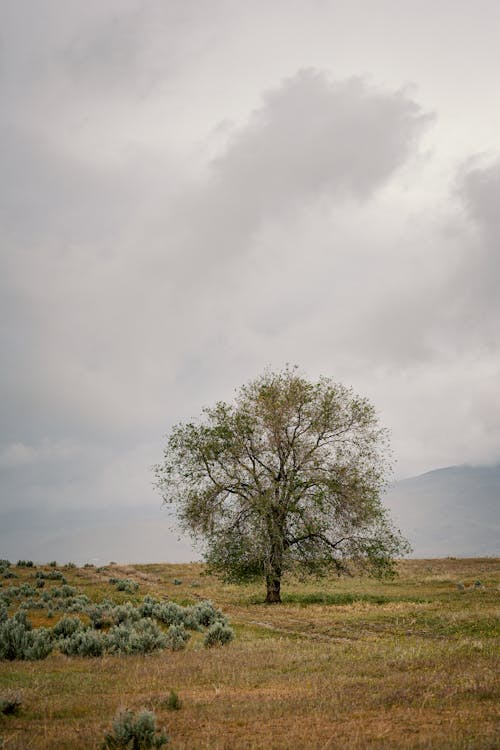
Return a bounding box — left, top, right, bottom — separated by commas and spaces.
111, 603, 141, 625
36, 569, 66, 584
204, 621, 234, 648
0, 615, 31, 660
86, 603, 113, 629
164, 624, 190, 652
64, 594, 92, 613
138, 595, 160, 618
112, 578, 139, 593
106, 619, 167, 655
190, 600, 227, 628
52, 616, 85, 638
0, 612, 53, 661
19, 584, 36, 598
102, 708, 169, 749
23, 628, 53, 660
151, 602, 185, 627
59, 629, 105, 657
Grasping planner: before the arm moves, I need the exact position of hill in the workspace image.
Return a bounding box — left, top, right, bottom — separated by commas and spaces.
385, 463, 500, 557
1, 463, 498, 564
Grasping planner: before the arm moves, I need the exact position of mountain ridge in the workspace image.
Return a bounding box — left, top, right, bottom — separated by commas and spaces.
0, 463, 498, 563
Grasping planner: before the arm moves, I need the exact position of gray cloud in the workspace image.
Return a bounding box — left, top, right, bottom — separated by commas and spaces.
0, 1, 499, 540
457, 159, 500, 329
61, 0, 221, 97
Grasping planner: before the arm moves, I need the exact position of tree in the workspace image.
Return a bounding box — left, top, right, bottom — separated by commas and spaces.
155, 367, 410, 603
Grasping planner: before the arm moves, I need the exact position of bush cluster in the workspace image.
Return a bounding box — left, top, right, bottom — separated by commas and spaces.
138, 596, 229, 631
102, 708, 169, 749
109, 578, 139, 593
0, 611, 53, 661
59, 628, 106, 657
36, 569, 67, 583
204, 621, 235, 648
107, 619, 169, 655
0, 576, 234, 661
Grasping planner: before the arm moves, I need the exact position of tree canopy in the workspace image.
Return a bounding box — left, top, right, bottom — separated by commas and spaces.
155, 367, 410, 603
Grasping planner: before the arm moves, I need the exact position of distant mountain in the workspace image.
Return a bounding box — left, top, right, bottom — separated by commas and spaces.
0, 464, 498, 564
384, 463, 500, 557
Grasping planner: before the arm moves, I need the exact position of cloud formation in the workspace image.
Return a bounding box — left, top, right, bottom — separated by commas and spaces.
0, 1, 499, 538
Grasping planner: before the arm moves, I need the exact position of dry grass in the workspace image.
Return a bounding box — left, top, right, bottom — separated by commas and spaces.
1, 558, 499, 749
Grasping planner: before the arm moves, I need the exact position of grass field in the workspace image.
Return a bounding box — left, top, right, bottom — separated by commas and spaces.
1, 558, 499, 749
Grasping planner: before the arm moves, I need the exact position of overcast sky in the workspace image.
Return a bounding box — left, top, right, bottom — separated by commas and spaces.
1, 0, 500, 519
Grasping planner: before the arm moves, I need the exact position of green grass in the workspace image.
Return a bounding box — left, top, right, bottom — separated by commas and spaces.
0, 557, 499, 749
279, 591, 431, 605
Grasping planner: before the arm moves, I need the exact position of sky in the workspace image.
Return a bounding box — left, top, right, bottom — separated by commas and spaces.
1, 0, 500, 526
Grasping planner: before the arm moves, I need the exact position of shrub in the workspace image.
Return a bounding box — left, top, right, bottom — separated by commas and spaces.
48, 561, 57, 567
173, 579, 182, 586
23, 628, 53, 660
19, 583, 36, 598
151, 602, 185, 627
63, 594, 91, 613
0, 691, 22, 716
190, 600, 227, 628
115, 579, 139, 593
52, 616, 85, 638
102, 708, 169, 749
204, 622, 234, 648
59, 629, 105, 657
3, 571, 16, 579
164, 624, 190, 652
16, 560, 34, 568
0, 560, 10, 569
1, 587, 18, 604
48, 584, 77, 602
0, 603, 7, 623
111, 603, 141, 626
86, 603, 113, 630
138, 595, 160, 618
65, 562, 77, 569
0, 612, 32, 660
106, 619, 167, 656
36, 578, 45, 589
0, 613, 53, 661
36, 569, 66, 582
165, 690, 181, 711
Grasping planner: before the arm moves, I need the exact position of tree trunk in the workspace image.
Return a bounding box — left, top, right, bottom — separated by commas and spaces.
265, 573, 281, 603
266, 502, 284, 603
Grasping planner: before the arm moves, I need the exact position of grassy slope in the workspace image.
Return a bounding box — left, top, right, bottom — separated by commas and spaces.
1, 558, 499, 749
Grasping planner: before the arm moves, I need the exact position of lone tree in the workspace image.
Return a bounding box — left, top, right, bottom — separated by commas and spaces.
155, 367, 409, 603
